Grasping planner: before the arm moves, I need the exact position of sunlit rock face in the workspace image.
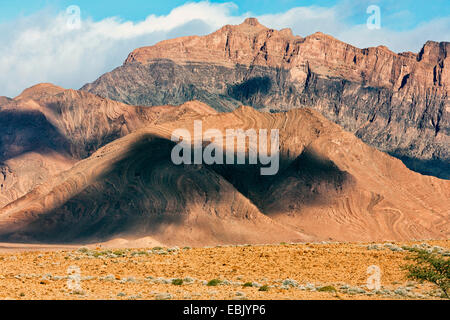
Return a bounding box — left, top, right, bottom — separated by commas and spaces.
82, 18, 450, 179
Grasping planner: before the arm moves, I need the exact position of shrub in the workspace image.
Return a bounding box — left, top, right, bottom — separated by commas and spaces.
183, 277, 194, 283
282, 279, 298, 287
403, 247, 449, 299
258, 285, 269, 292
243, 282, 253, 287
207, 279, 222, 286
172, 278, 183, 286
155, 293, 172, 300
112, 250, 126, 257
317, 285, 337, 293
92, 251, 104, 258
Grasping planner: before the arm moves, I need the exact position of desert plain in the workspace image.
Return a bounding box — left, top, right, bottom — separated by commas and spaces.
0, 240, 448, 300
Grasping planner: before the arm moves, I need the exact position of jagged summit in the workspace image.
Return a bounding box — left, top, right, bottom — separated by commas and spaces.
121, 17, 448, 89
242, 17, 260, 26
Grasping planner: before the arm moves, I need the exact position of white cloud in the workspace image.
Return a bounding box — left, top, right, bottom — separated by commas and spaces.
0, 1, 448, 97
257, 4, 450, 52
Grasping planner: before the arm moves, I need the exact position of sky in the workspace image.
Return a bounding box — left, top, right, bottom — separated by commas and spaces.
0, 0, 449, 97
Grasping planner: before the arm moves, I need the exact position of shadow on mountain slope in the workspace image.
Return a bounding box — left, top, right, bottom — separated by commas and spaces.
0, 135, 350, 243
0, 109, 71, 162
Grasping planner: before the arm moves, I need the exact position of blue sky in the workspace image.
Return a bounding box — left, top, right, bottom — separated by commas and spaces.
1, 0, 449, 30
0, 1, 449, 97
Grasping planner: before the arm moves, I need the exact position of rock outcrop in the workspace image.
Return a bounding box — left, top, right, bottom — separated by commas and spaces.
82, 18, 450, 179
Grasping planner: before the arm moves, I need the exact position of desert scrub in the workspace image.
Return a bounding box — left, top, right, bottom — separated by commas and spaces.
403, 247, 449, 299
207, 279, 222, 286
282, 279, 299, 287
243, 282, 253, 288
183, 277, 194, 283
258, 285, 269, 292
317, 285, 337, 293
91, 251, 104, 258
172, 278, 183, 285
155, 293, 172, 300
77, 246, 89, 253
131, 250, 148, 256
112, 250, 126, 257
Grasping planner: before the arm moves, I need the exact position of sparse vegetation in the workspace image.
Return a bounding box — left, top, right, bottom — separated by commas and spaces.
317, 285, 337, 293
77, 247, 89, 253
183, 277, 194, 283
282, 279, 298, 287
1, 241, 449, 300
258, 285, 269, 292
113, 250, 126, 256
155, 293, 172, 300
207, 279, 221, 286
403, 247, 449, 298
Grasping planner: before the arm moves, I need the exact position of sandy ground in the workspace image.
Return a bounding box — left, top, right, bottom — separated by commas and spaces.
0, 240, 448, 300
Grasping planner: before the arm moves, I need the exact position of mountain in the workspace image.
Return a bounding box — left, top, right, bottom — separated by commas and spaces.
82, 18, 450, 179
0, 103, 448, 245
0, 83, 216, 207
0, 19, 448, 246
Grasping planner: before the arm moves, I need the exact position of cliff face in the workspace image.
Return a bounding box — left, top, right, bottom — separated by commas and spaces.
82, 18, 450, 179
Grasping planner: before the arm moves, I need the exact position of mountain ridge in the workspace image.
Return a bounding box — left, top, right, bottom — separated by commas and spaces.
82, 18, 449, 179
0, 102, 448, 244
0, 84, 217, 207
0, 19, 448, 246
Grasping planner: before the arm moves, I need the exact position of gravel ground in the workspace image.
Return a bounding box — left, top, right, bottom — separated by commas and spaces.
0, 240, 448, 300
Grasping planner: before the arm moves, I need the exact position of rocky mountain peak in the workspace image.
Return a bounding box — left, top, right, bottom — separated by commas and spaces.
242, 17, 261, 27
83, 19, 450, 179
418, 40, 449, 63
